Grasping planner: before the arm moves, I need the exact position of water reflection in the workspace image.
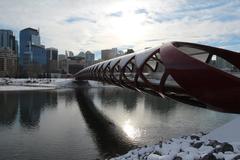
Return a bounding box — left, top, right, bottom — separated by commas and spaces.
86, 86, 236, 145
0, 93, 18, 126
19, 92, 57, 128
119, 89, 139, 111
75, 89, 135, 158
0, 91, 57, 129
97, 87, 139, 111
92, 87, 143, 141
144, 93, 178, 123
0, 87, 236, 160
144, 93, 177, 114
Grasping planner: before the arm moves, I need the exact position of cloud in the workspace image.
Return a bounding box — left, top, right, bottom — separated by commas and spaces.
65, 17, 96, 23
150, 0, 240, 23
135, 9, 148, 15
0, 0, 240, 55
175, 0, 229, 12
108, 11, 123, 17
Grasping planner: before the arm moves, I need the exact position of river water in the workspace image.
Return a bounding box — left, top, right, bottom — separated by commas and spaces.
0, 86, 236, 159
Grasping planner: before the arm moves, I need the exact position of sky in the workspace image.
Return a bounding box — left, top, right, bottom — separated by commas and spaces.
0, 0, 240, 59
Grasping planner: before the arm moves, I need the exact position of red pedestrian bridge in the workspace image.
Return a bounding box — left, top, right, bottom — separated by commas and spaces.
75, 42, 240, 113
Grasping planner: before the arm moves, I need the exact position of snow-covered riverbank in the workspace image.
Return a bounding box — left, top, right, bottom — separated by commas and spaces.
111, 117, 240, 160
0, 78, 74, 91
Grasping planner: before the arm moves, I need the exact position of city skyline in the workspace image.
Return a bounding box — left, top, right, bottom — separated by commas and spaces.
0, 0, 240, 59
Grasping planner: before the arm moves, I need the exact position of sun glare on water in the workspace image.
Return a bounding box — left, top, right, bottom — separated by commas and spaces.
122, 119, 141, 139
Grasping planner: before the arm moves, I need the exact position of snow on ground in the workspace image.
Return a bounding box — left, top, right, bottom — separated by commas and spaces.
0, 85, 55, 91
0, 78, 74, 91
111, 117, 240, 160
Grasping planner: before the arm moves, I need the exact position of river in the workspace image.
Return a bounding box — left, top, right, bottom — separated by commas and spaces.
0, 86, 236, 159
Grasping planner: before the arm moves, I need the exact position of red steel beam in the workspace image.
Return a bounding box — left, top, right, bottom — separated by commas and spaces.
75, 42, 240, 113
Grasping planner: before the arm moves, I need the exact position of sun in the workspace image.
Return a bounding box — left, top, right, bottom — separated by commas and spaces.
109, 10, 147, 44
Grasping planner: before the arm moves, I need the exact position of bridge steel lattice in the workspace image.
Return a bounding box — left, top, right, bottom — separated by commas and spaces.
75, 42, 240, 113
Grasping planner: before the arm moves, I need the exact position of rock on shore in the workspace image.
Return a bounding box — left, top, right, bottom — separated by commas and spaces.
111, 133, 240, 160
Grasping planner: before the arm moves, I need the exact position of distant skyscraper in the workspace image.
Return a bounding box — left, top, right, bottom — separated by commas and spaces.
46, 48, 58, 73
15, 40, 18, 55
112, 48, 118, 55
85, 51, 94, 67
58, 54, 68, 74
68, 56, 85, 74
0, 29, 18, 77
65, 50, 74, 57
58, 54, 67, 61
101, 48, 118, 60
20, 28, 46, 68
78, 51, 85, 58
46, 48, 58, 61
0, 29, 18, 54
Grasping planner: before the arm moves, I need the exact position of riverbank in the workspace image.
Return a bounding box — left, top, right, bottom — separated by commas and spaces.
0, 78, 74, 91
111, 117, 240, 160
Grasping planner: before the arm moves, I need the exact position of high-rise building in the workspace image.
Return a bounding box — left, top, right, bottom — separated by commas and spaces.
0, 30, 18, 54
58, 54, 68, 74
15, 40, 18, 55
112, 48, 118, 55
68, 56, 85, 74
58, 53, 85, 75
85, 51, 94, 67
101, 48, 118, 60
65, 50, 74, 57
78, 51, 85, 58
46, 48, 58, 73
0, 48, 18, 77
0, 29, 18, 77
20, 28, 46, 76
